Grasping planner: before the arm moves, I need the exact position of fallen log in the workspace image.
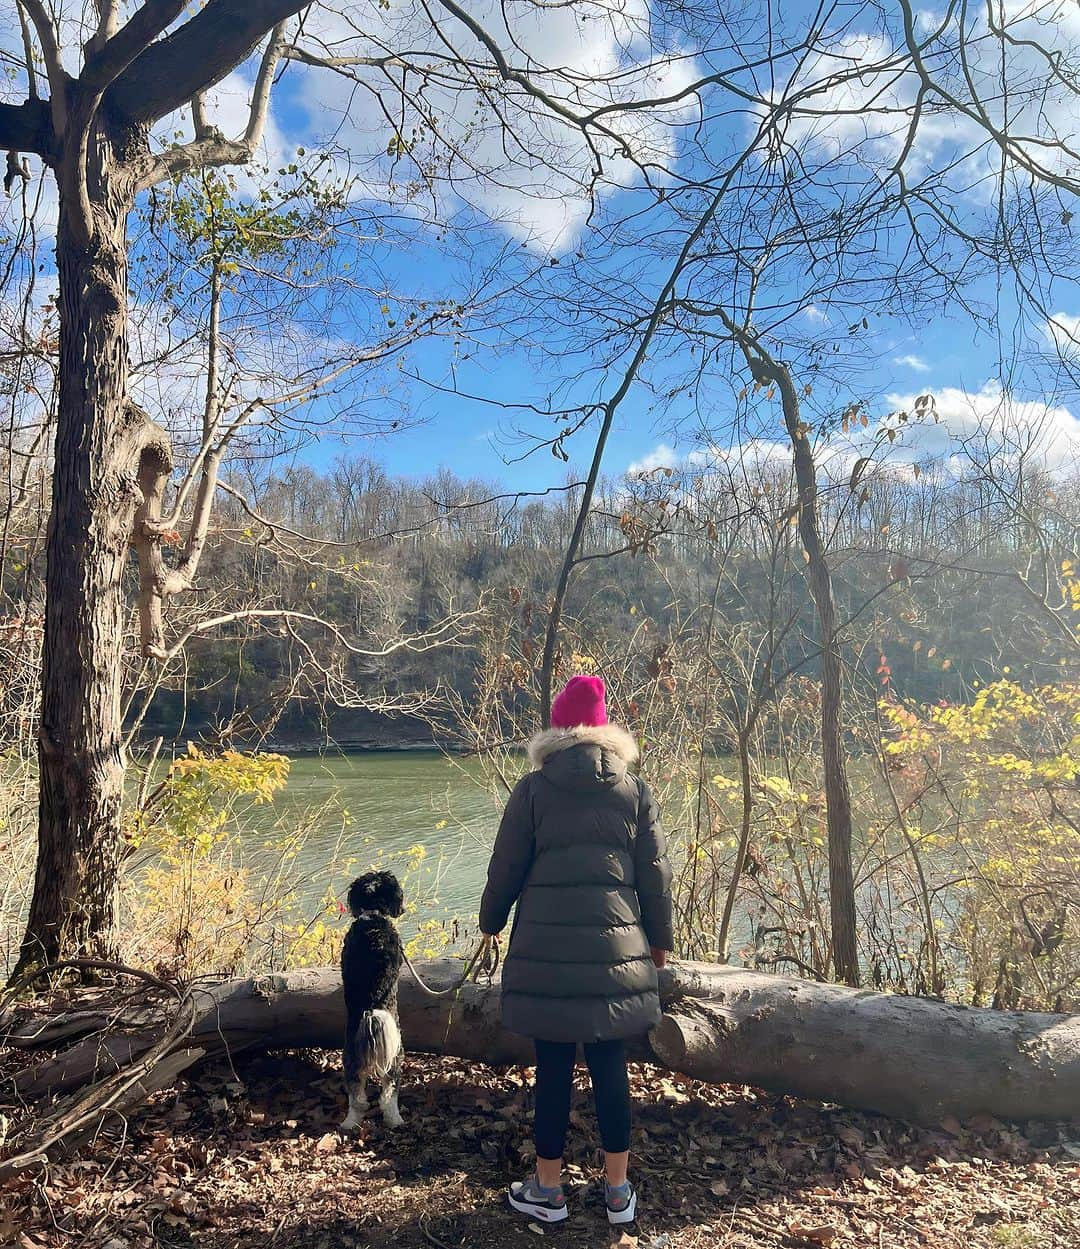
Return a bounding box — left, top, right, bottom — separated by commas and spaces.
649, 964, 1080, 1123
4, 960, 1078, 1161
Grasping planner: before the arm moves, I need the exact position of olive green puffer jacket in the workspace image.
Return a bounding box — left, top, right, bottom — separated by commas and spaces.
478, 724, 673, 1043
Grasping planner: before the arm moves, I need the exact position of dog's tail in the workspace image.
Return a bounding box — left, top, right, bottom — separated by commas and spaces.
353, 1009, 402, 1079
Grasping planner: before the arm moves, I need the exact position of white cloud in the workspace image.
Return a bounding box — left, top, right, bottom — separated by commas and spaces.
766, 32, 962, 168
627, 442, 680, 475
883, 381, 1080, 469
766, 9, 1080, 193
6, 4, 697, 254
287, 1, 699, 251
1048, 312, 1080, 359
894, 354, 930, 372
628, 438, 791, 479
630, 382, 1080, 498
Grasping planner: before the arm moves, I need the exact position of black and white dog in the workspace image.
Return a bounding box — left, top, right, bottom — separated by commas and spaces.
340, 870, 405, 1131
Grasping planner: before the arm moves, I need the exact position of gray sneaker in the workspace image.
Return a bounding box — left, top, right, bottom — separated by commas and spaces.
605, 1180, 637, 1225
508, 1173, 569, 1223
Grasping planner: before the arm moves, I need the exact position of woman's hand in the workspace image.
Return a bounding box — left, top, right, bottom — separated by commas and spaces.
650, 947, 667, 969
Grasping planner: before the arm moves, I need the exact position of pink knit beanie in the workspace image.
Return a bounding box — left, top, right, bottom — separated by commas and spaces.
550, 675, 608, 729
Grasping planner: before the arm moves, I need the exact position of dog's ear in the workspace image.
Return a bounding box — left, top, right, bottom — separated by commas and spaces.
385, 873, 405, 918
346, 876, 368, 917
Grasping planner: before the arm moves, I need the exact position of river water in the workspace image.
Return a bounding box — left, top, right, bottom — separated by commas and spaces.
248, 751, 507, 935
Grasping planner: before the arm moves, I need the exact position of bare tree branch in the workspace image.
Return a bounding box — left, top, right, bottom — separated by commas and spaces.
0, 99, 53, 158
161, 606, 481, 665
105, 0, 307, 125
91, 2, 122, 48
15, 1, 39, 101
82, 1, 188, 94
131, 21, 288, 191
17, 0, 68, 137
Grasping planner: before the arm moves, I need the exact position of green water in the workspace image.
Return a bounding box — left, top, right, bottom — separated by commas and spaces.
247, 751, 506, 930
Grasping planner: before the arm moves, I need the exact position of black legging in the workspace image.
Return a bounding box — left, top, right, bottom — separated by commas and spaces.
533, 1038, 632, 1160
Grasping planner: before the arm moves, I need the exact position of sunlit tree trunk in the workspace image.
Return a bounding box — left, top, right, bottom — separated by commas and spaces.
14, 122, 144, 978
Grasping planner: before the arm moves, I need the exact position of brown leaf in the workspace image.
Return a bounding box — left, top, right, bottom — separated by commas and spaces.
848, 456, 871, 492
894, 1165, 921, 1191
709, 1179, 730, 1197
787, 1221, 838, 1245
315, 1132, 338, 1153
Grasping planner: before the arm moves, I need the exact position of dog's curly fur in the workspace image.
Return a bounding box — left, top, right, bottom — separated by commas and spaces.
340, 870, 406, 1130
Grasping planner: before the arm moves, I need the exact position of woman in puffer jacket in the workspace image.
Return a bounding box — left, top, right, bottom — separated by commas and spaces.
478, 675, 673, 1228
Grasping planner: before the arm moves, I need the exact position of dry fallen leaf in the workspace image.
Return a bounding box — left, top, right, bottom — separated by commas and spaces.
658, 1079, 687, 1103
315, 1132, 338, 1153
895, 1165, 921, 1192
788, 1221, 838, 1245
709, 1179, 729, 1197
611, 1233, 637, 1248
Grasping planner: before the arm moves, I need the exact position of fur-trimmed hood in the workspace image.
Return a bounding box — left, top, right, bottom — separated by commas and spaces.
527, 723, 640, 771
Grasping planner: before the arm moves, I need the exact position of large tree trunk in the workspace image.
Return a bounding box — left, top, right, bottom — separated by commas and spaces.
7, 961, 1078, 1157
13, 123, 147, 980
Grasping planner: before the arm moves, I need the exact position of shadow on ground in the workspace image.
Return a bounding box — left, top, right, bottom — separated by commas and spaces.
3, 1050, 1078, 1249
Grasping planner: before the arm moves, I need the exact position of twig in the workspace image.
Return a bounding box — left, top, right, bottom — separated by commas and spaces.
0, 959, 181, 1032
419, 1214, 454, 1249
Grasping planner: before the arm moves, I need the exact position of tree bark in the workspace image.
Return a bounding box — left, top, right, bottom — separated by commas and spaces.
713, 316, 861, 987
648, 963, 1080, 1123
770, 360, 859, 987
8, 961, 1079, 1131
12, 120, 155, 980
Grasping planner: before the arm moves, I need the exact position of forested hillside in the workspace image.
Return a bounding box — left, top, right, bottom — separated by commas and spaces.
62, 448, 1080, 746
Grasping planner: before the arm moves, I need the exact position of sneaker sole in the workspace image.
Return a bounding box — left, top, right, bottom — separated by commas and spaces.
607, 1190, 637, 1225
508, 1192, 569, 1223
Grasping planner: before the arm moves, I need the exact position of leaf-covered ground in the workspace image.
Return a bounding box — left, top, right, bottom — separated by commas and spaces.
1, 1050, 1077, 1249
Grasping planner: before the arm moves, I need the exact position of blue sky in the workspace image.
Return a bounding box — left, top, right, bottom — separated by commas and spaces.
248, 0, 1080, 491
318, 302, 996, 489
3, 1, 1078, 493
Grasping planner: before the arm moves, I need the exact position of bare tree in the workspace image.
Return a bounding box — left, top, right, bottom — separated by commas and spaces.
505, 0, 1080, 984
1, 0, 643, 977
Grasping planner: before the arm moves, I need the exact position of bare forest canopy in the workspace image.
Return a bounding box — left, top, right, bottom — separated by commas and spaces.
0, 447, 1077, 747
0, 0, 1078, 999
